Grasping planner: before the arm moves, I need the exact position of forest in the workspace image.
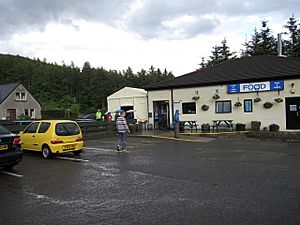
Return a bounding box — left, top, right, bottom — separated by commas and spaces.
0, 15, 299, 116
0, 55, 174, 116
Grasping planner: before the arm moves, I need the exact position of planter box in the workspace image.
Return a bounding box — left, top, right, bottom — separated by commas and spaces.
251, 121, 261, 131
269, 124, 279, 132
201, 124, 210, 132
236, 123, 246, 131
179, 122, 185, 131
146, 124, 153, 130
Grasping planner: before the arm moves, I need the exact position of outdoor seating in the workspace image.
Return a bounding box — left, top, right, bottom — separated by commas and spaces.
212, 120, 233, 132
180, 121, 199, 133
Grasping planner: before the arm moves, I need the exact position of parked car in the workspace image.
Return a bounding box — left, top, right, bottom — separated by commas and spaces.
0, 125, 23, 169
20, 120, 84, 159
75, 113, 96, 122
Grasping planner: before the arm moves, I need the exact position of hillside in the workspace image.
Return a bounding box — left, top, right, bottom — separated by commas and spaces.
0, 54, 174, 114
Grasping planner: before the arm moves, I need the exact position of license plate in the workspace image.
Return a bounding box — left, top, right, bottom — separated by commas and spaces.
63, 144, 75, 151
0, 144, 8, 151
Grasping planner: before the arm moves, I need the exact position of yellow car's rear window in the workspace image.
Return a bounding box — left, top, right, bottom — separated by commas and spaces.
55, 123, 80, 136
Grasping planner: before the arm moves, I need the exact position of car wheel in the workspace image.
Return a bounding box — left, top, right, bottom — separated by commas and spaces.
42, 146, 52, 159
73, 150, 82, 156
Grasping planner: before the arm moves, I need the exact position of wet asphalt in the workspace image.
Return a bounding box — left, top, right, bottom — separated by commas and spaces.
0, 136, 300, 225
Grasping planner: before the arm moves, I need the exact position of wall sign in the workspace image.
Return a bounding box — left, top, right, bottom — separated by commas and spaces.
228, 80, 284, 93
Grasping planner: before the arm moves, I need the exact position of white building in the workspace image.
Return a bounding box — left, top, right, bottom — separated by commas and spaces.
145, 56, 300, 131
107, 87, 148, 122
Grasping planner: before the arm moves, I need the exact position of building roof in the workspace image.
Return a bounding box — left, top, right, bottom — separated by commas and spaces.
107, 87, 147, 99
145, 55, 300, 90
0, 82, 19, 104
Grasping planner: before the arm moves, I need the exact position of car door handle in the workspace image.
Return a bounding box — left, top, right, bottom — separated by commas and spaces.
32, 135, 35, 137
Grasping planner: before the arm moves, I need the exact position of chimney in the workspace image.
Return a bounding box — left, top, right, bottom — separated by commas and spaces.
277, 32, 287, 57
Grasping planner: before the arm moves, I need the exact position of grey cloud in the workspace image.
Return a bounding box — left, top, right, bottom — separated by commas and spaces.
0, 0, 299, 40
124, 0, 300, 39
0, 0, 131, 38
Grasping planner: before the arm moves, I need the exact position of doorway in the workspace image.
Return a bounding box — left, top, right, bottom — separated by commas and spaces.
7, 109, 16, 120
153, 101, 169, 130
285, 97, 300, 129
120, 106, 135, 124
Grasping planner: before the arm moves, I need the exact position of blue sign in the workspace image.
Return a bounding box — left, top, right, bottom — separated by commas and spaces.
228, 80, 284, 93
270, 80, 284, 91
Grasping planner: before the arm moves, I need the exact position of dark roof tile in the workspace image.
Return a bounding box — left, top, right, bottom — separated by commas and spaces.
0, 83, 20, 103
145, 55, 300, 90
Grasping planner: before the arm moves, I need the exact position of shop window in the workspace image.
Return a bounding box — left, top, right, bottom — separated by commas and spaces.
182, 102, 196, 114
215, 100, 232, 113
244, 99, 253, 113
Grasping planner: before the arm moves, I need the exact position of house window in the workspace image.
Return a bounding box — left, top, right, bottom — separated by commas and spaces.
182, 102, 196, 114
215, 100, 232, 113
30, 109, 35, 118
244, 99, 253, 113
16, 92, 26, 101
24, 109, 29, 116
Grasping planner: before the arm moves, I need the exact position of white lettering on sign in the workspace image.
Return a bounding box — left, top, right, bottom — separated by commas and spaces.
240, 82, 270, 92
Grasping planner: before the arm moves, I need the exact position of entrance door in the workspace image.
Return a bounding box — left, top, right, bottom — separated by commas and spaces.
7, 109, 16, 120
285, 97, 300, 129
120, 106, 135, 124
153, 101, 169, 130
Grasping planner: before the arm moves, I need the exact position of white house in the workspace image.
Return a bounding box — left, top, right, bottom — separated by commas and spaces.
107, 87, 148, 122
145, 56, 300, 131
0, 83, 41, 120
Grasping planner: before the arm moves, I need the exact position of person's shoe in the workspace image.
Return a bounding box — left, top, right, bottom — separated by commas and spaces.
116, 145, 121, 151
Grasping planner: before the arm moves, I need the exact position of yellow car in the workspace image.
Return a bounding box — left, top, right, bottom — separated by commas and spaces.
20, 120, 84, 159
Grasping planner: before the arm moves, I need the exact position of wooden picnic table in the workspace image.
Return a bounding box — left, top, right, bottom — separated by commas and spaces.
180, 121, 199, 132
212, 120, 233, 132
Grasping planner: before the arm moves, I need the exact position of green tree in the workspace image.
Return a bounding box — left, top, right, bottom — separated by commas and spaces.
242, 20, 277, 56
283, 15, 300, 57
0, 54, 174, 115
199, 38, 236, 69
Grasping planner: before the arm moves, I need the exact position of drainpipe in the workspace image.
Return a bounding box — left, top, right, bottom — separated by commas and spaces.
146, 91, 149, 123
171, 88, 174, 123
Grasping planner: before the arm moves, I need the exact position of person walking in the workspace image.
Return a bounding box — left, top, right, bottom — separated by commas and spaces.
116, 111, 130, 152
174, 109, 180, 138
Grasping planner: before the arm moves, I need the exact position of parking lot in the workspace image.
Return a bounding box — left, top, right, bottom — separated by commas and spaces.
1, 136, 300, 225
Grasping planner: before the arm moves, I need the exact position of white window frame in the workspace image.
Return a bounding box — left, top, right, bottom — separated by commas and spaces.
16, 92, 27, 101
30, 109, 35, 118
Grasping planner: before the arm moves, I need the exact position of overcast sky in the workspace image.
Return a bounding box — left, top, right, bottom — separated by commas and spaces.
0, 0, 299, 76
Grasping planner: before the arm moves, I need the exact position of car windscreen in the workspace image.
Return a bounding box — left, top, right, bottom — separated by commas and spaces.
55, 123, 80, 136
0, 125, 12, 135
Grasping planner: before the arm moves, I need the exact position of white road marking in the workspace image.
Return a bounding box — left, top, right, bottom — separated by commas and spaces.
56, 156, 89, 162
1, 171, 24, 178
85, 147, 130, 153
84, 147, 114, 152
